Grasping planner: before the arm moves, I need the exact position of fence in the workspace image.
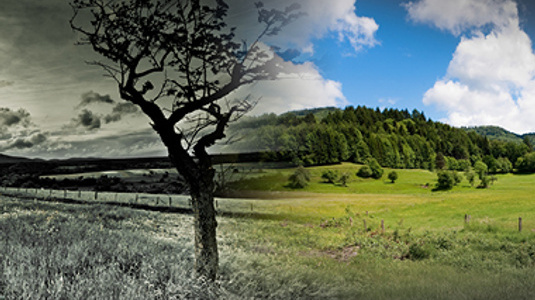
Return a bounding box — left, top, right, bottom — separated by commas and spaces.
0, 186, 530, 233
0, 186, 265, 215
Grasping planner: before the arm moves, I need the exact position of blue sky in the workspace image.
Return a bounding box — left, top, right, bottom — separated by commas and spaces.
302, 0, 535, 125
310, 1, 459, 121
2, 0, 535, 158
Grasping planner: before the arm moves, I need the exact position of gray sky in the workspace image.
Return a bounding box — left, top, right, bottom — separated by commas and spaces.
0, 0, 378, 159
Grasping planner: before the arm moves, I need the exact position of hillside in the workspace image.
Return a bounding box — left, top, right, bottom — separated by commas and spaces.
462, 126, 522, 143
225, 105, 531, 171
0, 154, 35, 164
462, 125, 535, 145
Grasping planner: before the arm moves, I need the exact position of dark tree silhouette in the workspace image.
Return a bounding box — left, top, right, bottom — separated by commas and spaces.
70, 0, 301, 281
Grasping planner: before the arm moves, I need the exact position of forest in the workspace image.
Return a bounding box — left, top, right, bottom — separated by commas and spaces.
233, 106, 535, 173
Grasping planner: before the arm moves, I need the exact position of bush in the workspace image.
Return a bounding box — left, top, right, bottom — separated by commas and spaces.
321, 170, 339, 184
478, 175, 490, 188
408, 243, 432, 260
357, 159, 384, 180
452, 172, 462, 185
357, 165, 373, 178
288, 166, 311, 189
436, 171, 455, 190
367, 158, 384, 179
338, 172, 351, 187
465, 170, 476, 187
387, 171, 398, 183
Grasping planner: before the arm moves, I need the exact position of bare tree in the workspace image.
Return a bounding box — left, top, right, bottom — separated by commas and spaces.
70, 0, 301, 280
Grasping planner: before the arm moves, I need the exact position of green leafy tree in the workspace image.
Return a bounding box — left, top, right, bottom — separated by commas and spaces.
474, 161, 488, 179
288, 165, 311, 189
388, 171, 398, 183
436, 152, 446, 170
465, 170, 476, 187
496, 157, 512, 173
516, 152, 535, 173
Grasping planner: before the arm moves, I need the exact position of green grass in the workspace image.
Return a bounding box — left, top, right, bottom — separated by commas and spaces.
224, 163, 535, 298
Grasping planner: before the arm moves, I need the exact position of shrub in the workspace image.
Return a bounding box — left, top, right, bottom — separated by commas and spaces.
436, 171, 455, 190
368, 158, 384, 179
338, 172, 351, 187
288, 166, 311, 189
465, 170, 476, 187
452, 172, 462, 185
357, 165, 373, 178
321, 170, 339, 184
408, 243, 432, 260
387, 171, 398, 183
478, 175, 490, 189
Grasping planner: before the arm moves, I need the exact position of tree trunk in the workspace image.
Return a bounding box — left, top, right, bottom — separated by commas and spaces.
190, 172, 219, 281
159, 126, 220, 281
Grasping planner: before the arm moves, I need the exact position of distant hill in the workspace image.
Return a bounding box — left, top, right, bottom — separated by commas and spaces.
0, 154, 35, 164
462, 126, 523, 143
282, 106, 339, 120
462, 126, 535, 146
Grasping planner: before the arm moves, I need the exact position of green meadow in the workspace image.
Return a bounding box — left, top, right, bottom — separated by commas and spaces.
226, 163, 535, 298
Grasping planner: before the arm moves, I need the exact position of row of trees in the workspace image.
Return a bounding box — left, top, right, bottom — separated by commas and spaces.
238, 106, 534, 173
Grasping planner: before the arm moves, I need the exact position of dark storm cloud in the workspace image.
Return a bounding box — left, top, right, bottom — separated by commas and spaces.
70, 109, 102, 130
104, 102, 140, 123
0, 132, 48, 151
0, 107, 31, 127
78, 91, 115, 107
16, 128, 166, 159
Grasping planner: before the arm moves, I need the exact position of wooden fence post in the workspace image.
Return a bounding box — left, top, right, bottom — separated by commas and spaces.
94, 191, 98, 200
519, 217, 523, 232
169, 197, 172, 206
381, 219, 385, 233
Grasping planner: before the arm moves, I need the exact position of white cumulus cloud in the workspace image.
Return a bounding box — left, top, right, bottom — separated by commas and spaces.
408, 0, 535, 134
405, 0, 518, 35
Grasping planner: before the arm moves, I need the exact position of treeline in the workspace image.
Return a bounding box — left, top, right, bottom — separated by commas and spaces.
1, 173, 187, 195
239, 106, 534, 172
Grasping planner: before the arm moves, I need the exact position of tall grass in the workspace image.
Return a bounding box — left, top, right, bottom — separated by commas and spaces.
0, 197, 340, 299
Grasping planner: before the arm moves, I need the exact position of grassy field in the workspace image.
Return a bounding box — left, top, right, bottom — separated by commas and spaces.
3, 162, 535, 299
225, 163, 535, 298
